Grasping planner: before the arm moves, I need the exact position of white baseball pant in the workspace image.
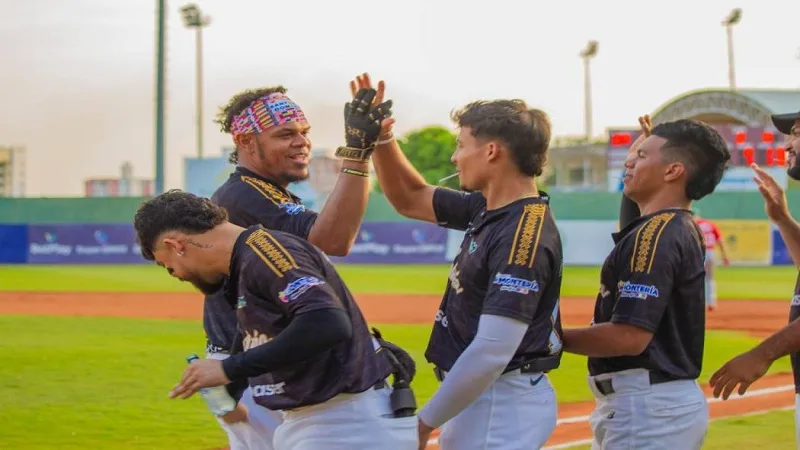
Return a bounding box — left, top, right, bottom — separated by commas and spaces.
273, 386, 418, 450
207, 352, 282, 450
436, 369, 557, 450
588, 368, 708, 449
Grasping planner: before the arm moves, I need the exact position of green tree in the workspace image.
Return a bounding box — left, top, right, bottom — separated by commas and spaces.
373, 125, 459, 192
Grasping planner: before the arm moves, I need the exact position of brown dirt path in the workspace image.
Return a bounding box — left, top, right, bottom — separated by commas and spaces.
0, 291, 794, 448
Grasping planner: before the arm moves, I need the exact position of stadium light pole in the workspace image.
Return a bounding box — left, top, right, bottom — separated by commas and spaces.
722, 8, 742, 91
154, 0, 166, 195
180, 3, 211, 160
580, 40, 599, 142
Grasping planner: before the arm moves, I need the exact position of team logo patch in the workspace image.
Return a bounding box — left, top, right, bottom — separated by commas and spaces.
791, 295, 800, 306
278, 276, 325, 303
279, 202, 306, 215
468, 239, 478, 254
493, 273, 539, 294
236, 296, 246, 309
617, 281, 659, 300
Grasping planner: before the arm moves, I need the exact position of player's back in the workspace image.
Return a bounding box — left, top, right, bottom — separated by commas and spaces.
231, 225, 390, 410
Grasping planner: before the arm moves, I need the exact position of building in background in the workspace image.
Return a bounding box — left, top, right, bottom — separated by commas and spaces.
84, 162, 154, 197
546, 87, 800, 193
0, 146, 27, 198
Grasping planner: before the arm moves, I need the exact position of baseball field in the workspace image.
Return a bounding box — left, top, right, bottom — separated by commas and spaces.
1, 263, 798, 449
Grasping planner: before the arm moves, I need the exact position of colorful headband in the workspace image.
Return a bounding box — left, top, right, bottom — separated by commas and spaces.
230, 93, 307, 136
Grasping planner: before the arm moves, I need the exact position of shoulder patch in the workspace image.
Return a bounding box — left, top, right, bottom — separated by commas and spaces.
507, 203, 547, 268
241, 176, 292, 206
630, 212, 676, 273
245, 228, 299, 277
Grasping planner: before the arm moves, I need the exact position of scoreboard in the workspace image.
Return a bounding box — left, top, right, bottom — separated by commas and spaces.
606, 125, 789, 170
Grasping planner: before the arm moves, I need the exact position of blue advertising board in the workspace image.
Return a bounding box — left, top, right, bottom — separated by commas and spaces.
0, 225, 28, 263
27, 224, 147, 264
329, 222, 449, 264
772, 225, 794, 266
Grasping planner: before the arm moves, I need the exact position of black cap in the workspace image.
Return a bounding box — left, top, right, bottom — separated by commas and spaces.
770, 111, 800, 135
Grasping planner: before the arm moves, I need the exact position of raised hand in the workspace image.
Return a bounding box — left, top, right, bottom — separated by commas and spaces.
343, 85, 393, 150
349, 72, 395, 138
629, 114, 652, 155
752, 163, 791, 223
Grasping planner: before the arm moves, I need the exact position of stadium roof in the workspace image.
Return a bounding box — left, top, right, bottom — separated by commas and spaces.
651, 88, 800, 128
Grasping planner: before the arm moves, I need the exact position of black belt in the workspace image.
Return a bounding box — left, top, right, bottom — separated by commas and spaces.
434, 355, 560, 382
593, 371, 677, 396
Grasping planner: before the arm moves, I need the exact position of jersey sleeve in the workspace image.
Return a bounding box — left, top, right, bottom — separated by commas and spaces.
611, 213, 682, 332
712, 223, 722, 241
482, 204, 556, 324
432, 187, 485, 231
230, 176, 318, 239
243, 229, 343, 318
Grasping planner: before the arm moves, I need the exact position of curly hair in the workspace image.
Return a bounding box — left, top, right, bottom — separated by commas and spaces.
651, 119, 731, 200
134, 190, 229, 260
214, 86, 288, 164
450, 99, 551, 177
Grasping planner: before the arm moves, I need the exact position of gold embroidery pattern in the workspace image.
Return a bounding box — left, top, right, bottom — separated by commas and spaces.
630, 212, 676, 273
241, 176, 292, 206
246, 229, 298, 277
508, 204, 547, 268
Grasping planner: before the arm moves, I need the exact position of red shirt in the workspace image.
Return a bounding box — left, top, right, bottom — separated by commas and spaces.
695, 218, 721, 250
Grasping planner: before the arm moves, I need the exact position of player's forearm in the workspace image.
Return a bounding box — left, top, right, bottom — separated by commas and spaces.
418, 315, 526, 429
222, 308, 352, 381
371, 137, 431, 217
307, 160, 370, 256
751, 317, 800, 363
774, 215, 800, 269
562, 323, 651, 357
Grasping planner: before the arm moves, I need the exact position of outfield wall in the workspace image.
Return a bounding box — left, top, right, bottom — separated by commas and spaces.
0, 219, 791, 266
1, 190, 797, 223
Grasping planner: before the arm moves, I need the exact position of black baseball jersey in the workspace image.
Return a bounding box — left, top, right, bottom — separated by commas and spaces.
424, 187, 564, 373
789, 273, 800, 392
226, 225, 389, 410
204, 166, 319, 352
588, 209, 706, 379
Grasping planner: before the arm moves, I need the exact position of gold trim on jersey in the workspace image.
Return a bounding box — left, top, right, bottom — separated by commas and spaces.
245, 229, 298, 277
630, 212, 676, 274
241, 176, 292, 206
507, 203, 547, 268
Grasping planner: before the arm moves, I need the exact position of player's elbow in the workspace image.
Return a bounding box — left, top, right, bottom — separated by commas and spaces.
615, 324, 654, 356
321, 240, 352, 257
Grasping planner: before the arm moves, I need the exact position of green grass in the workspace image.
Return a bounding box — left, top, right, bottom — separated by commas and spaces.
0, 316, 791, 449
1, 264, 798, 300
568, 409, 797, 449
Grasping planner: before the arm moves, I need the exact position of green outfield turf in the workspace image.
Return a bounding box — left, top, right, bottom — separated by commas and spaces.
0, 315, 791, 449
1, 264, 797, 300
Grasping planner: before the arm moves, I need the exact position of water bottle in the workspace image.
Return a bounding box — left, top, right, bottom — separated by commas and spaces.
186, 354, 237, 416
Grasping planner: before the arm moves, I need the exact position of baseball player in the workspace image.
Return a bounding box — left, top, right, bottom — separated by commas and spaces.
359, 73, 563, 449
133, 190, 418, 450
562, 118, 731, 450
709, 111, 800, 444
202, 82, 393, 447
693, 209, 730, 311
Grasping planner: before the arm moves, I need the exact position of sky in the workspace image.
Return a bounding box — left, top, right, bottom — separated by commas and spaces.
1, 0, 799, 197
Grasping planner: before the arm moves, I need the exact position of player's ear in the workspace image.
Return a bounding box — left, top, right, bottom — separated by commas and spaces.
663, 162, 685, 182
234, 134, 257, 157
485, 141, 500, 163
163, 237, 185, 257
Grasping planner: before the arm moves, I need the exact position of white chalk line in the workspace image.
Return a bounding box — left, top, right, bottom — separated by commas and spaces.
427, 384, 796, 447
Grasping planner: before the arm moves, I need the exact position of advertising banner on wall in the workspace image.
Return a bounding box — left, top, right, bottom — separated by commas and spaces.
329, 222, 448, 264
27, 224, 147, 264
716, 220, 772, 266
772, 224, 795, 266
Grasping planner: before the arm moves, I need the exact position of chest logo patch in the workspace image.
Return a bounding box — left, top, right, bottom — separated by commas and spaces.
236, 296, 246, 309
493, 273, 539, 294
468, 239, 478, 254
617, 281, 659, 300
279, 276, 325, 303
